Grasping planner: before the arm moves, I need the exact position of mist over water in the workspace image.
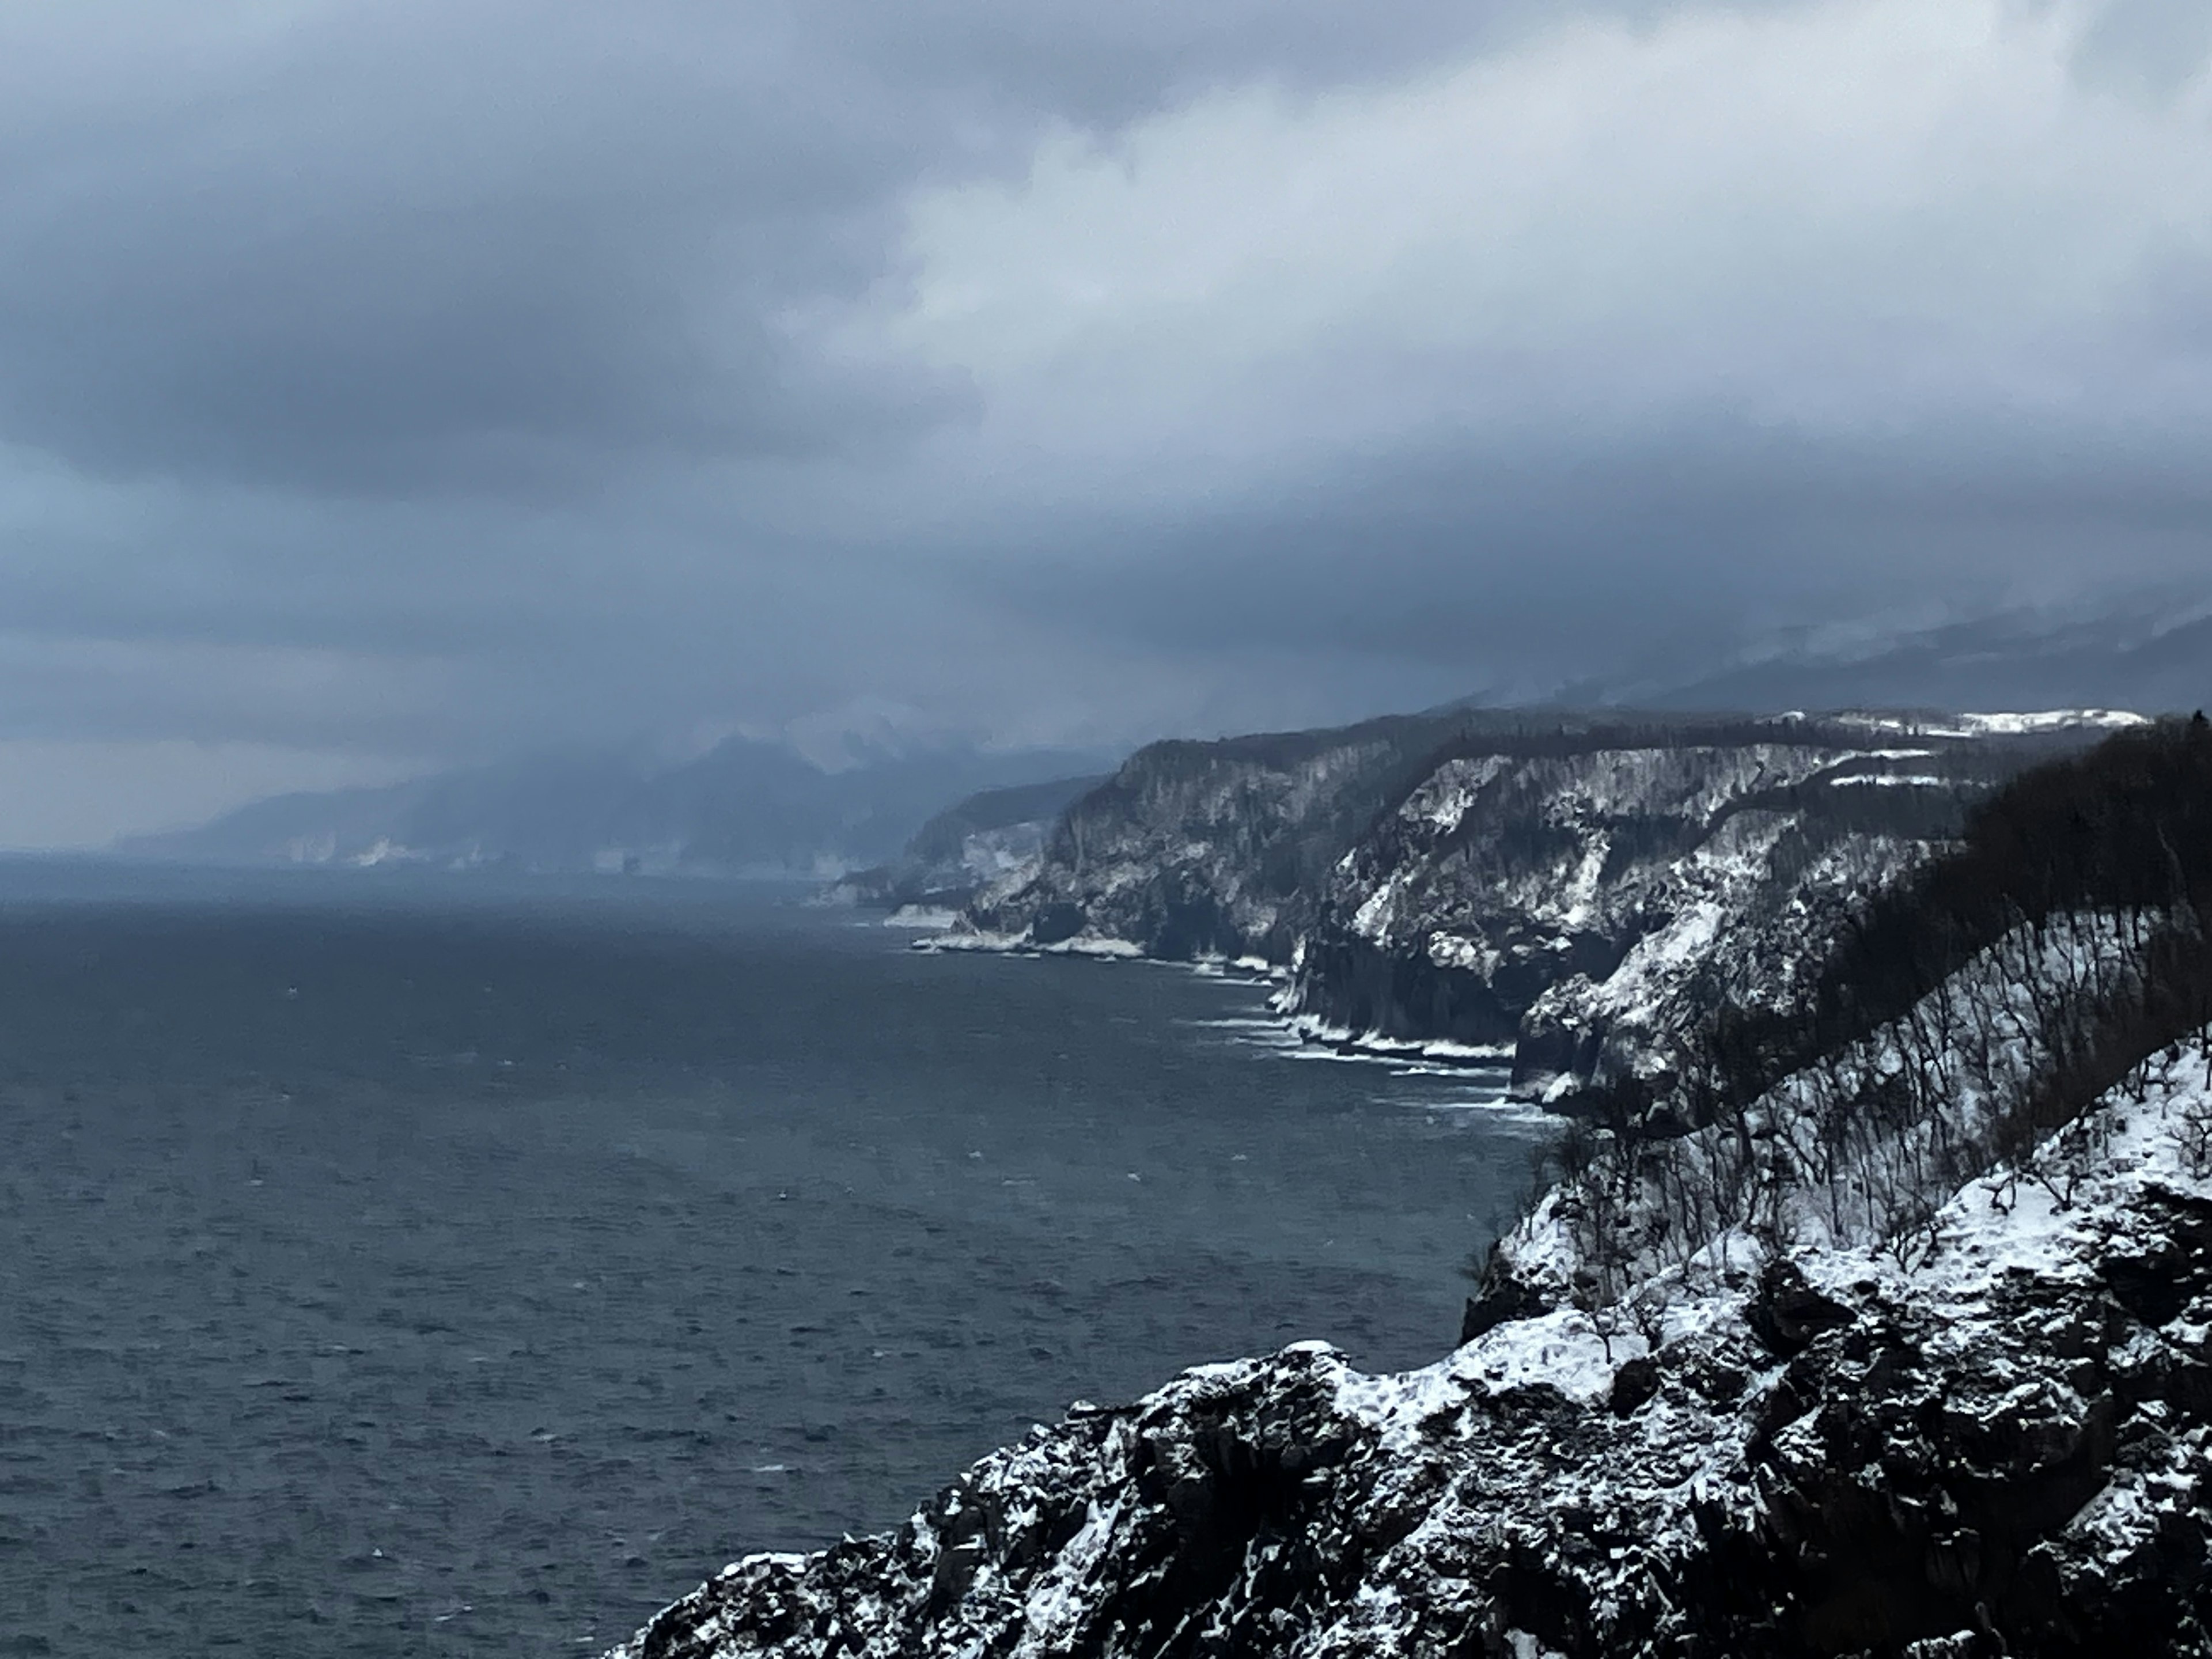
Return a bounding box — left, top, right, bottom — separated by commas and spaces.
0, 870, 1541, 1655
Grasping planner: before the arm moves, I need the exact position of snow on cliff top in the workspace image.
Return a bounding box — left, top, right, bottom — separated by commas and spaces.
1813, 707, 2151, 738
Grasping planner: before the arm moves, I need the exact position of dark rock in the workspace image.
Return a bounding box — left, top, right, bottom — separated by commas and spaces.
1745, 1259, 1858, 1358
1608, 1355, 1662, 1416
1459, 1268, 1552, 1346
2100, 1190, 2212, 1327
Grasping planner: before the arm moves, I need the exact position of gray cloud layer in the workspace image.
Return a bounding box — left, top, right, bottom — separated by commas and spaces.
1, 0, 1550, 491
0, 0, 2207, 840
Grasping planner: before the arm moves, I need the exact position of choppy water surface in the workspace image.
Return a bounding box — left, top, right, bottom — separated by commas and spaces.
0, 868, 1545, 1656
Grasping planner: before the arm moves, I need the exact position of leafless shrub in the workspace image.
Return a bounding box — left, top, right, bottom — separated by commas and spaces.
2179, 1095, 2212, 1181
1524, 721, 2212, 1295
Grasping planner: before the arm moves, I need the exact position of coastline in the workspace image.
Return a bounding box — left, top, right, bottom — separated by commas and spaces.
906, 921, 1529, 1080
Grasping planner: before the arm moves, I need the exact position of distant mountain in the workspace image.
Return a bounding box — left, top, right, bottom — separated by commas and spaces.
1582, 604, 2212, 716
124, 737, 1120, 877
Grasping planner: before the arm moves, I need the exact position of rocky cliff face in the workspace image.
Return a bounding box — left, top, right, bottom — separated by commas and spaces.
828, 774, 1109, 913
957, 713, 1467, 963
609, 1051, 2212, 1659
1287, 722, 2044, 1100
955, 711, 2138, 1103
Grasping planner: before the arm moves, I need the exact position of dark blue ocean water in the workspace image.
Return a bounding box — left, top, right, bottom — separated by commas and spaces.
0, 867, 1546, 1656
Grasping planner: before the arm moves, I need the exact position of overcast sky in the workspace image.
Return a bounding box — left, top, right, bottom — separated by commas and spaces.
2, 0, 2209, 844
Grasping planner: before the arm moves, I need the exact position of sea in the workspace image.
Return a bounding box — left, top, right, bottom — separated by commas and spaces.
0, 865, 1549, 1656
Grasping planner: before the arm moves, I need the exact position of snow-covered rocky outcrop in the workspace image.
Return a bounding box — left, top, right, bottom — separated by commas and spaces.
609, 1046, 2212, 1658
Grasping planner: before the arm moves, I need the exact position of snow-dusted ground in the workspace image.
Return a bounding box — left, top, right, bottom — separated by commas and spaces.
1824, 709, 2152, 740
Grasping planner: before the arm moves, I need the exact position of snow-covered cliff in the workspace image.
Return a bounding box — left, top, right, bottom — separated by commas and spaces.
956, 712, 1468, 963
610, 1044, 2212, 1658
955, 711, 2139, 1104
608, 719, 2212, 1658
1290, 734, 1941, 1091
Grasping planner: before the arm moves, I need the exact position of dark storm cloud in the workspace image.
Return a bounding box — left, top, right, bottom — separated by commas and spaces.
0, 0, 1545, 493
0, 0, 2206, 842
0, 0, 1824, 494
0, 5, 937, 490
